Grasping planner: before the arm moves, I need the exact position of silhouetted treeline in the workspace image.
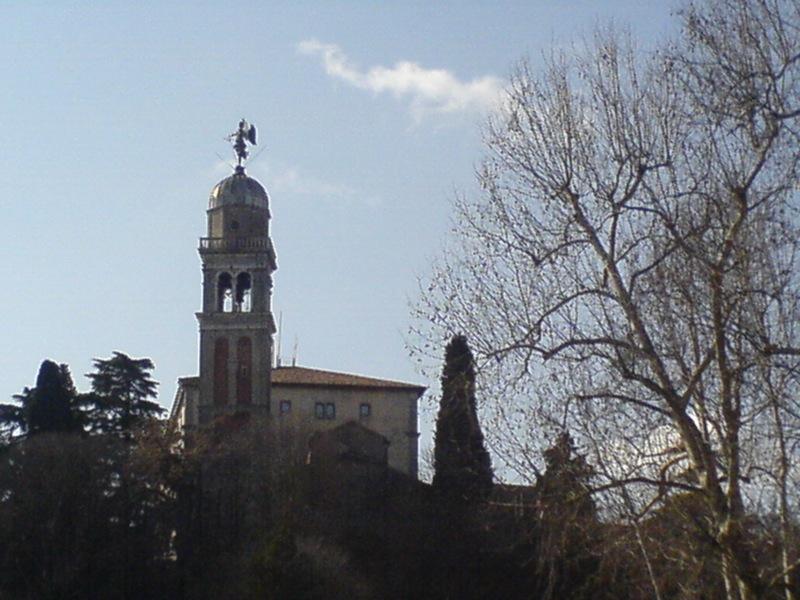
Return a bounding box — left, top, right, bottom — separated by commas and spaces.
1, 354, 797, 599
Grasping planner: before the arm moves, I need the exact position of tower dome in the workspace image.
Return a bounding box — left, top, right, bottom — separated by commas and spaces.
209, 166, 269, 210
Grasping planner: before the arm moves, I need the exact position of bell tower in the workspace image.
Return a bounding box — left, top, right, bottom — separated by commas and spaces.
196, 120, 277, 423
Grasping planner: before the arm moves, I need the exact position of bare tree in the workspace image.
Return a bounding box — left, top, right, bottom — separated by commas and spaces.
412, 1, 800, 598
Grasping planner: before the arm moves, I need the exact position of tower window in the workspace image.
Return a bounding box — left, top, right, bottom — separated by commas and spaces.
236, 272, 252, 313
213, 337, 229, 406
279, 400, 291, 415
325, 403, 336, 420
236, 336, 252, 405
359, 403, 371, 418
315, 403, 325, 419
217, 272, 233, 313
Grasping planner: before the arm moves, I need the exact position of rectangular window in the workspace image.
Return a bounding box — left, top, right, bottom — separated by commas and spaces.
359, 403, 371, 418
314, 402, 336, 420
279, 400, 291, 415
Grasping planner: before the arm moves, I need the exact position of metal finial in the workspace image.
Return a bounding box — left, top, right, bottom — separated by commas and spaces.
227, 119, 257, 169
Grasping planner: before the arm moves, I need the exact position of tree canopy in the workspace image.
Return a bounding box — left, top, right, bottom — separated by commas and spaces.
0, 353, 171, 598
1, 353, 162, 445
414, 1, 800, 598
85, 352, 162, 435
0, 360, 81, 441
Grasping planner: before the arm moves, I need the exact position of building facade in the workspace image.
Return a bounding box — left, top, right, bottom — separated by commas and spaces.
170, 135, 424, 477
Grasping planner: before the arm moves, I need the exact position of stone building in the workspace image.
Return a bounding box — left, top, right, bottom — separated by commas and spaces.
170, 128, 424, 477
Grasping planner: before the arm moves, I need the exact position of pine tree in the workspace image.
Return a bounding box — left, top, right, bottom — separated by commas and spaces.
85, 352, 162, 436
432, 334, 492, 501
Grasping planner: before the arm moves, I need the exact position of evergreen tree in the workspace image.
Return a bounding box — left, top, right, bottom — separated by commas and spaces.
0, 360, 80, 441
432, 334, 492, 501
85, 352, 162, 435
531, 432, 599, 600
27, 360, 79, 433
535, 432, 595, 519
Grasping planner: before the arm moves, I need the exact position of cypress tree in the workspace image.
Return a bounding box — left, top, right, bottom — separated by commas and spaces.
432, 334, 492, 501
25, 360, 78, 434
1, 360, 81, 442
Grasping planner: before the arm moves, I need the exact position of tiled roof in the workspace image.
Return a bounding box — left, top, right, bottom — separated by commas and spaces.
272, 366, 425, 392
175, 368, 426, 392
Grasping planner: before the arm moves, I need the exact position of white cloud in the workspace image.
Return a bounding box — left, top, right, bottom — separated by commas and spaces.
209, 158, 379, 208
298, 39, 503, 119
250, 160, 381, 208
269, 164, 354, 199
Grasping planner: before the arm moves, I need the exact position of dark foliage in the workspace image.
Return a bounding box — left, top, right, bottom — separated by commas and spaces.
529, 432, 600, 600
0, 403, 24, 445
28, 360, 78, 433
535, 432, 596, 520
2, 354, 162, 446
0, 429, 178, 599
432, 334, 493, 501
0, 360, 82, 443
85, 352, 163, 435
0, 355, 174, 598
3, 355, 796, 599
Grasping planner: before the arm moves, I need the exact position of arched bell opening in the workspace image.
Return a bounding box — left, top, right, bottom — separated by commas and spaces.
235, 272, 252, 313
217, 272, 233, 313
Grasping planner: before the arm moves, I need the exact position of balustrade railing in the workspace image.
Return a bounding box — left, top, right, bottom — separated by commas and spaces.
199, 237, 273, 253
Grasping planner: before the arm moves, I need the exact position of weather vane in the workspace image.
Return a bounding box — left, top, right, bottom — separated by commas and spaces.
227, 119, 257, 170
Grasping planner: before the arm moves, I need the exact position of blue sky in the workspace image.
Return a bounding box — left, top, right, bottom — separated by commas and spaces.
0, 1, 676, 434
